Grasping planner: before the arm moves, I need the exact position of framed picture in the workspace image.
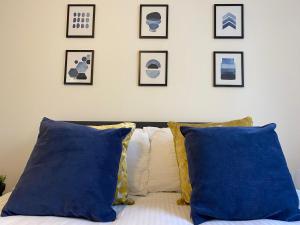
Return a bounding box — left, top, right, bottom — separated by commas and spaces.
139, 5, 169, 39
139, 51, 168, 86
66, 4, 96, 38
64, 50, 94, 85
213, 51, 244, 87
214, 4, 244, 39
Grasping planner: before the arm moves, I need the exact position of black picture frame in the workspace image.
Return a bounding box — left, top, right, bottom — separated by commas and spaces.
64, 50, 94, 85
213, 51, 244, 87
66, 4, 96, 38
214, 4, 244, 39
139, 50, 168, 86
139, 4, 169, 39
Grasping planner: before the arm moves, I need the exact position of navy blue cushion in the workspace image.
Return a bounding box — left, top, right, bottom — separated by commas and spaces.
1, 118, 131, 222
181, 124, 300, 225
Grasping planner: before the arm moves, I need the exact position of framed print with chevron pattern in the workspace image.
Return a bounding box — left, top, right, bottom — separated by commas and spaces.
214, 4, 244, 39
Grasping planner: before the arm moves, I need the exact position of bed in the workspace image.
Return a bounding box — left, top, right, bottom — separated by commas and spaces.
1, 191, 300, 225
1, 120, 300, 225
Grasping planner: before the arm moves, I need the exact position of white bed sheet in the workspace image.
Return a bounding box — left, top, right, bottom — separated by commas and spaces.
0, 191, 300, 225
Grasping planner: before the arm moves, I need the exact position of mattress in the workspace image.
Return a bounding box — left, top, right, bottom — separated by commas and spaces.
0, 191, 300, 225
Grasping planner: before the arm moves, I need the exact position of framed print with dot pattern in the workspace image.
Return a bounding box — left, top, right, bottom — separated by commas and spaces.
66, 4, 95, 38
139, 51, 168, 86
64, 50, 94, 85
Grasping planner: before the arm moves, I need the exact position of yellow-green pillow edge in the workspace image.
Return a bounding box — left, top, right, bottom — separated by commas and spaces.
90, 122, 136, 205
168, 117, 253, 205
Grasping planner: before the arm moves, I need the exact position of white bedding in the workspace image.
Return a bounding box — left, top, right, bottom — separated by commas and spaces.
0, 191, 300, 225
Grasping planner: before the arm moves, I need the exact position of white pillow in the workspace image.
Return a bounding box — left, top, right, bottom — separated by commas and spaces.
144, 127, 180, 193
127, 128, 150, 196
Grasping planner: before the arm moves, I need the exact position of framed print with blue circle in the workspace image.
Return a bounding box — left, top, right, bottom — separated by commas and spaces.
213, 51, 244, 87
214, 4, 244, 39
139, 51, 168, 86
66, 4, 95, 38
139, 5, 169, 39
64, 50, 94, 85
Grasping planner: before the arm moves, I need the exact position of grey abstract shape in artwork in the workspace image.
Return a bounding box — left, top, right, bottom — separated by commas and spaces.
146, 59, 161, 78
146, 12, 161, 32
68, 54, 91, 80
77, 73, 87, 80
221, 58, 236, 80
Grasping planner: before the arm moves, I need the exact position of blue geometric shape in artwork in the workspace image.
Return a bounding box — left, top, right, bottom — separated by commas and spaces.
146, 59, 161, 78
222, 13, 237, 29
68, 68, 78, 78
146, 12, 162, 32
221, 58, 236, 80
76, 61, 89, 73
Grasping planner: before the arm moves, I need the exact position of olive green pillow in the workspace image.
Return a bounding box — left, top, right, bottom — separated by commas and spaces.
91, 123, 136, 205
168, 117, 253, 205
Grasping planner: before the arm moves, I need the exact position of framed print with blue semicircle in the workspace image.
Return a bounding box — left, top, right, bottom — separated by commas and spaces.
139, 51, 168, 86
64, 50, 94, 85
139, 5, 169, 39
214, 4, 244, 39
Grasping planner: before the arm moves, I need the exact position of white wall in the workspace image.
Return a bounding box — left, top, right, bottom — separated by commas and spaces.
0, 0, 300, 191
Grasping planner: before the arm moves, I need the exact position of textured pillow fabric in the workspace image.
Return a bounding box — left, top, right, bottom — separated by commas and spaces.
168, 117, 253, 204
144, 127, 180, 193
1, 118, 131, 222
181, 124, 300, 225
127, 129, 150, 196
90, 123, 135, 205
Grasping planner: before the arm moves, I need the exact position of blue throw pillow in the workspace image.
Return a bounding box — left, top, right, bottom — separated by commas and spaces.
1, 118, 131, 222
181, 124, 300, 225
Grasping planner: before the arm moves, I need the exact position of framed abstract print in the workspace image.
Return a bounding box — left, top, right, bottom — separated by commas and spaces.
214, 4, 244, 39
139, 5, 169, 39
66, 4, 96, 38
64, 50, 94, 85
139, 51, 168, 86
213, 51, 244, 87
